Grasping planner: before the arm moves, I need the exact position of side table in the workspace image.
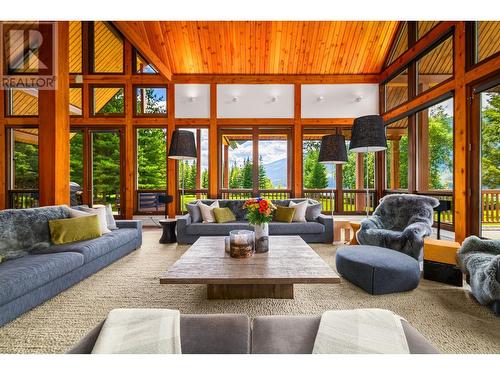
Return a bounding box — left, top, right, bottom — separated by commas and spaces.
423, 238, 462, 286
159, 219, 177, 244
349, 221, 361, 245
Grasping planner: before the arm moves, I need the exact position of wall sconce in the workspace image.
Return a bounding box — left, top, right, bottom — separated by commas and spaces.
232, 96, 239, 102
317, 96, 325, 102
355, 96, 363, 103
271, 96, 278, 103
188, 96, 197, 103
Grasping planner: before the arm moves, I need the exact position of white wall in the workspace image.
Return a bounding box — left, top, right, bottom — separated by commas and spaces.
217, 84, 294, 118
301, 84, 379, 118
175, 84, 210, 118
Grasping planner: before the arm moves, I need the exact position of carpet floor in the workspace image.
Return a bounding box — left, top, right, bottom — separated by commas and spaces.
0, 230, 499, 354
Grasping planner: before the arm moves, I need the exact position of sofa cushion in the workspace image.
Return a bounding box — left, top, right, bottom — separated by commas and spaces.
49, 215, 102, 245
305, 202, 322, 222
269, 222, 325, 235
220, 200, 247, 220
0, 252, 85, 305
213, 207, 237, 223
187, 202, 202, 223
186, 222, 251, 236
273, 206, 295, 223
45, 228, 139, 263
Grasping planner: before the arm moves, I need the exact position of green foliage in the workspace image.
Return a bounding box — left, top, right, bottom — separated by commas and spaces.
92, 132, 120, 204
137, 129, 167, 189
481, 92, 500, 189
342, 152, 374, 189
258, 155, 273, 189
241, 158, 253, 189
13, 142, 38, 189
303, 146, 328, 189
69, 132, 83, 186
427, 105, 453, 189
98, 89, 124, 114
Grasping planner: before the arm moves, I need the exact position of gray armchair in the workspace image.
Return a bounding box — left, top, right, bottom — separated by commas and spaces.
356, 194, 439, 260
457, 236, 500, 316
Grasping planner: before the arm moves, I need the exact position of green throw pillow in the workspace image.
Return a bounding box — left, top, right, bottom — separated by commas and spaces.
213, 207, 236, 223
273, 206, 296, 223
49, 215, 102, 245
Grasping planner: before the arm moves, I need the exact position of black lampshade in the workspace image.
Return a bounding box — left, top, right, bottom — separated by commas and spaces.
168, 130, 197, 160
318, 134, 348, 164
349, 115, 387, 153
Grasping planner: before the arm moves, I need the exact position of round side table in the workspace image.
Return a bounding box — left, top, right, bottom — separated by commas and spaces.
159, 219, 177, 244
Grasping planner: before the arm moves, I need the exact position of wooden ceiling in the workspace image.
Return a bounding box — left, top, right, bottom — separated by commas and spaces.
115, 21, 399, 75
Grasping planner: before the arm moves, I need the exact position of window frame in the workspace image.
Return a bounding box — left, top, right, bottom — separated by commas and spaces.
89, 21, 125, 75
89, 84, 126, 118
133, 85, 168, 118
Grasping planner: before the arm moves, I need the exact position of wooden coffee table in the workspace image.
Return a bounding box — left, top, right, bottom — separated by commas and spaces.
160, 236, 340, 299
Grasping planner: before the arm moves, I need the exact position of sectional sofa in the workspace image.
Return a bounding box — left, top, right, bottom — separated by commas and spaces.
177, 199, 334, 244
0, 206, 142, 327
69, 313, 439, 354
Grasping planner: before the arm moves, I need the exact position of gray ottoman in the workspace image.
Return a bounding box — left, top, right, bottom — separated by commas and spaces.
336, 245, 420, 295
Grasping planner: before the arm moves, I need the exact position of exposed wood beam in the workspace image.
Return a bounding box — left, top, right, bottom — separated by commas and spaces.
38, 21, 70, 206
208, 84, 218, 198
172, 74, 379, 84
123, 40, 134, 219
113, 21, 173, 81
167, 83, 176, 218
293, 83, 302, 198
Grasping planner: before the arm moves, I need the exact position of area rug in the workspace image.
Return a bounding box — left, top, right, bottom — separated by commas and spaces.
0, 231, 499, 354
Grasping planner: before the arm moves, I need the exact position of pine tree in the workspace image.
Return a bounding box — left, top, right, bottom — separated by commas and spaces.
201, 169, 209, 189
480, 92, 500, 189
229, 163, 241, 188
258, 155, 273, 189
241, 158, 253, 189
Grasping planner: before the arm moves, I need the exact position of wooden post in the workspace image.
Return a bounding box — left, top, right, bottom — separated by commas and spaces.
167, 83, 176, 218
355, 153, 365, 211
38, 21, 70, 206
123, 40, 134, 219
223, 143, 229, 188
293, 83, 303, 198
453, 22, 468, 243
417, 93, 430, 191
390, 138, 401, 189
195, 128, 201, 190
208, 83, 218, 199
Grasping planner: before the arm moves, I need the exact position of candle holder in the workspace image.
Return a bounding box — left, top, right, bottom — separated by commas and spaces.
229, 230, 255, 258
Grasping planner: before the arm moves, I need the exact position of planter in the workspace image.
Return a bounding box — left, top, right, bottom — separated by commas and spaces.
253, 223, 269, 253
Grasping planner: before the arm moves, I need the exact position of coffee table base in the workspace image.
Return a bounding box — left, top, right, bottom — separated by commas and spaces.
207, 284, 293, 299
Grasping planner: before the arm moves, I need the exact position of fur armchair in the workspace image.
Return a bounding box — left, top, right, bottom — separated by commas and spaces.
356, 194, 439, 260
457, 236, 500, 316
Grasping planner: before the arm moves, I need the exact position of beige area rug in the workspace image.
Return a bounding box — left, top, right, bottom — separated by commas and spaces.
0, 230, 499, 354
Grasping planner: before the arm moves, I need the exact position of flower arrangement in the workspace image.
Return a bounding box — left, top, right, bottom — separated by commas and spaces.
243, 197, 276, 225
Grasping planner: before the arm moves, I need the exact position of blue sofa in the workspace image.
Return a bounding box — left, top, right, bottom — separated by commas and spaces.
0, 206, 142, 327
177, 199, 333, 244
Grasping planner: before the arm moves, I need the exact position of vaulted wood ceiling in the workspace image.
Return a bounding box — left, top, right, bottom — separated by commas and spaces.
114, 21, 399, 75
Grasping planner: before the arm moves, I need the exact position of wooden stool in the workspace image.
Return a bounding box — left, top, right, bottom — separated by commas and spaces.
423, 238, 462, 286
349, 221, 361, 245
334, 220, 351, 243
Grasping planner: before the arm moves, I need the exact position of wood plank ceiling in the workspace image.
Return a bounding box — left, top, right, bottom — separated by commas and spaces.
119, 21, 400, 75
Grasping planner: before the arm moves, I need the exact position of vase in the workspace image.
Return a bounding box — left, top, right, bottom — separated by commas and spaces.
229, 230, 254, 258
253, 223, 269, 253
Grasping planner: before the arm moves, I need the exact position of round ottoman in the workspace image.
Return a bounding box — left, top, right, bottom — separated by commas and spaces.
336, 245, 420, 295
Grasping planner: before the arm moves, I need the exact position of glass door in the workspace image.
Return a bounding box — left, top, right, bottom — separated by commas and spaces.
478, 84, 500, 239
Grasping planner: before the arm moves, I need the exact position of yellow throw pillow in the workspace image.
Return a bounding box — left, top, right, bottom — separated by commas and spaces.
213, 207, 236, 223
49, 215, 102, 245
273, 206, 296, 223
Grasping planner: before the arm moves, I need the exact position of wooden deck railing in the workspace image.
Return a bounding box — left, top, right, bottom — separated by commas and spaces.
303, 189, 376, 214
8, 190, 39, 209
482, 189, 499, 224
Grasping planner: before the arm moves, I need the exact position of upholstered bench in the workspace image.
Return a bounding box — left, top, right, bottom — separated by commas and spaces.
336, 245, 420, 295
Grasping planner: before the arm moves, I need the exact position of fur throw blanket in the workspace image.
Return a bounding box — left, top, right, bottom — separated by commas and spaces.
357, 194, 439, 260
457, 236, 500, 305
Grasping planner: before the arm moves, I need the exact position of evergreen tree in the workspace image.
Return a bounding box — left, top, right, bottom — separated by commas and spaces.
137, 128, 167, 189
480, 93, 500, 189
241, 158, 253, 189
229, 163, 241, 188
201, 169, 209, 189
428, 106, 453, 189
258, 155, 273, 189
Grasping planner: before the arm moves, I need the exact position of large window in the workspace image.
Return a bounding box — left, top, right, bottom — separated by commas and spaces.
386, 118, 409, 191
6, 88, 38, 116
92, 21, 124, 73
258, 133, 289, 191
7, 128, 39, 208
134, 51, 158, 74
69, 21, 82, 73
386, 22, 408, 67
417, 36, 453, 94
178, 128, 209, 210
475, 21, 500, 64
92, 86, 125, 116
416, 98, 454, 192
384, 69, 408, 112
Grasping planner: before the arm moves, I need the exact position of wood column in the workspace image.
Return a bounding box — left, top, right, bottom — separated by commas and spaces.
0, 87, 5, 209
208, 83, 218, 199
390, 139, 401, 189
38, 21, 70, 206
195, 129, 201, 190
355, 153, 365, 211
222, 143, 229, 188
167, 83, 176, 218
293, 83, 303, 198
123, 40, 134, 219
417, 106, 430, 191
453, 22, 468, 243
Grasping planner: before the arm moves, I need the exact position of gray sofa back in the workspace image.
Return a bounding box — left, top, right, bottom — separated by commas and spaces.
0, 205, 70, 259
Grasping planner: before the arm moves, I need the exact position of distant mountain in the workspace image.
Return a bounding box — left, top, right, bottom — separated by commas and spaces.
264, 158, 335, 188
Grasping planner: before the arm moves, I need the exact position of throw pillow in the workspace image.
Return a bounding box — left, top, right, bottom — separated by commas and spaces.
199, 201, 219, 223
49, 215, 102, 245
68, 207, 93, 218
187, 201, 202, 223
289, 200, 307, 222
80, 207, 111, 235
213, 207, 236, 223
305, 202, 322, 221
105, 204, 118, 230
273, 206, 296, 223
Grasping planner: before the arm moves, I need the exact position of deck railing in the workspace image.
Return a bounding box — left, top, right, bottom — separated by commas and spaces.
303, 189, 376, 214
8, 190, 39, 209
482, 189, 500, 224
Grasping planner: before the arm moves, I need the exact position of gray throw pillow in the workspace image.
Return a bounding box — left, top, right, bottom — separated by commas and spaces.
105, 204, 118, 230
305, 203, 322, 221
187, 202, 202, 223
